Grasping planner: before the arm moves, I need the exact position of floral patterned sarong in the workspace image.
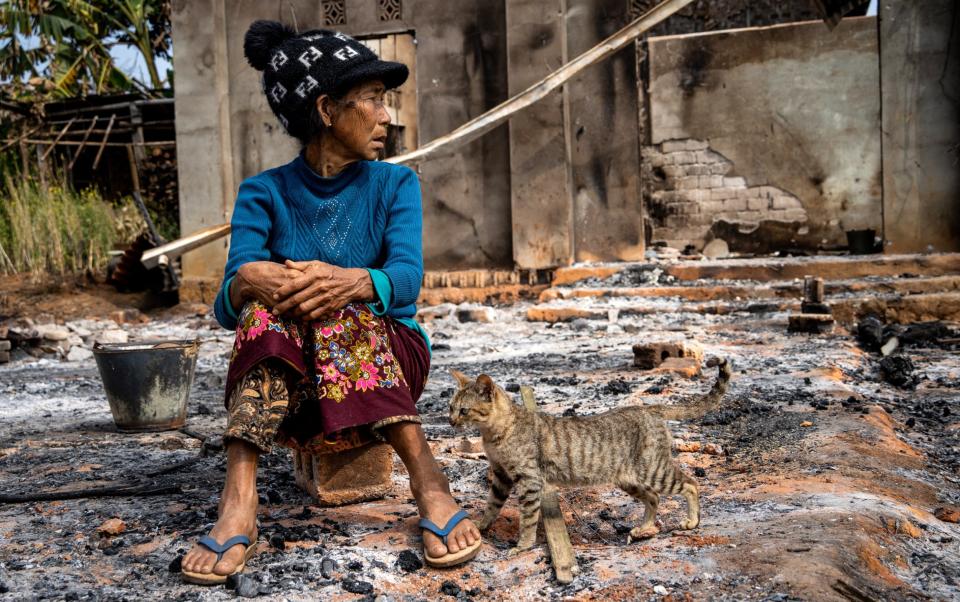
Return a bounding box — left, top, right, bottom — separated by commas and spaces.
224, 300, 428, 454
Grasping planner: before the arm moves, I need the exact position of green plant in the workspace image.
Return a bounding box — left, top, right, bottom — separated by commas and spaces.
0, 0, 172, 104
0, 173, 133, 278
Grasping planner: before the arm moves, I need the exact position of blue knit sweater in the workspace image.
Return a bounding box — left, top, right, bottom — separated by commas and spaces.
213, 154, 425, 341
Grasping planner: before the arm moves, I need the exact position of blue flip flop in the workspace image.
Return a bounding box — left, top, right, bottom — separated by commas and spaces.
181, 534, 258, 585
419, 509, 482, 568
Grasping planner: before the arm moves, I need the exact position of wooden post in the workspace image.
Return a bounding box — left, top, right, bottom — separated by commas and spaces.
803, 276, 824, 304
520, 386, 576, 584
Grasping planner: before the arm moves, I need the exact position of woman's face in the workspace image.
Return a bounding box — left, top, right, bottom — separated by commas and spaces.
321, 80, 391, 161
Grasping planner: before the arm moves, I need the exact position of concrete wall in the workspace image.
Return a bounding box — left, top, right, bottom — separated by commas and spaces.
647, 17, 882, 252
880, 0, 960, 253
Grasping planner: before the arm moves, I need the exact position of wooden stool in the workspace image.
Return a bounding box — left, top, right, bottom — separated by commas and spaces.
292, 443, 394, 506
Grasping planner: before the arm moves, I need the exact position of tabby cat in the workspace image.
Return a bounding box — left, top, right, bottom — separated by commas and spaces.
449, 358, 730, 554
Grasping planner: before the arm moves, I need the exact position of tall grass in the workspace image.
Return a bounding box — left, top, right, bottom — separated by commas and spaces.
0, 175, 125, 278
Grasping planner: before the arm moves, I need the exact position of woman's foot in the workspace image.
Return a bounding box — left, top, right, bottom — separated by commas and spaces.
416, 489, 481, 558
181, 492, 259, 577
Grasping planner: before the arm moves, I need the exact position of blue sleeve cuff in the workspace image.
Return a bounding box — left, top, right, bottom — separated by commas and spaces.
222, 275, 240, 322
366, 269, 392, 316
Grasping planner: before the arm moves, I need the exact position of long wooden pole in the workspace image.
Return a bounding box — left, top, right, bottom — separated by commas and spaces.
386, 0, 695, 166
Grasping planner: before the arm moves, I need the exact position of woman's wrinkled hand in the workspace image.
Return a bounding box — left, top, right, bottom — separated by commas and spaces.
270, 260, 373, 321
233, 261, 298, 310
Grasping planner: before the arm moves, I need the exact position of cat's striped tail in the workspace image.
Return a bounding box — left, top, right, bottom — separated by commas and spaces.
646, 357, 731, 421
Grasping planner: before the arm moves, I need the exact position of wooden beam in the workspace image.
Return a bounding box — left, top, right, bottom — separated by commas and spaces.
39, 117, 76, 161
91, 114, 116, 170
386, 0, 695, 166
520, 386, 576, 584
66, 115, 99, 171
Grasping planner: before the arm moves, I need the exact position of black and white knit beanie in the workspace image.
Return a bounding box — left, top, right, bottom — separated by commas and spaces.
243, 20, 409, 142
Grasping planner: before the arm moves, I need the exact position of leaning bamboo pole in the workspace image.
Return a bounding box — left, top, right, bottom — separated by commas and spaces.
386, 0, 695, 166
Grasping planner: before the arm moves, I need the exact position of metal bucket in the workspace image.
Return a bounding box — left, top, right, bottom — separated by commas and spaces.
93, 339, 199, 432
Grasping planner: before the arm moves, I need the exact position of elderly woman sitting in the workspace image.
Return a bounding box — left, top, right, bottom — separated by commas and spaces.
180, 21, 481, 584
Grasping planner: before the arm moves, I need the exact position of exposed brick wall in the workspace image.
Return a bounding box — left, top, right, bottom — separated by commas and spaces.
642, 139, 808, 250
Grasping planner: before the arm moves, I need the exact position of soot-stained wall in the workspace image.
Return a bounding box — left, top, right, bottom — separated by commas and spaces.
647, 17, 882, 252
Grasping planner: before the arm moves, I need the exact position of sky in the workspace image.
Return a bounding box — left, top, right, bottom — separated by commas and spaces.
110, 43, 173, 88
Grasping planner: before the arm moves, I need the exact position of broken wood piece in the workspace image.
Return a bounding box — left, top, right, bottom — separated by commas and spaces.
0, 483, 181, 504
801, 276, 831, 314
520, 386, 576, 584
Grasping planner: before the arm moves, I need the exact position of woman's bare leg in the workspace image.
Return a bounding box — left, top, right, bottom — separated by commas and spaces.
180, 440, 261, 576
381, 421, 481, 557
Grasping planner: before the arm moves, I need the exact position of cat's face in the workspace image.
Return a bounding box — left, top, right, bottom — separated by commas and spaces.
449, 370, 498, 428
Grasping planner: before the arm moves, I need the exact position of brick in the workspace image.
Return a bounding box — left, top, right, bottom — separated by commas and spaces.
0, 351, 9, 364
772, 196, 802, 209
669, 201, 700, 215
722, 197, 747, 212
723, 176, 746, 188
747, 197, 768, 211
710, 163, 730, 175
661, 164, 683, 177
710, 187, 737, 200
701, 200, 725, 214
700, 175, 724, 188
684, 139, 710, 151
294, 444, 394, 506
632, 340, 703, 369
676, 176, 700, 190
0, 340, 10, 352
739, 211, 763, 221
695, 150, 726, 163
673, 151, 697, 164
680, 189, 705, 202
651, 190, 679, 204
684, 164, 707, 176
784, 208, 809, 221
647, 153, 665, 168
758, 186, 780, 199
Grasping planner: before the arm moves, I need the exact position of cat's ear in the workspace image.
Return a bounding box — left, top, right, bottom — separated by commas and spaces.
450, 369, 471, 388
477, 374, 496, 398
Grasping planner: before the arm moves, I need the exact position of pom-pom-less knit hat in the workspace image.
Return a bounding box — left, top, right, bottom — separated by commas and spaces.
243, 20, 409, 142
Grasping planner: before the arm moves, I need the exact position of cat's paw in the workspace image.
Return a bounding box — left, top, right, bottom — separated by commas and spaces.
679, 517, 699, 530
506, 545, 532, 558
626, 524, 659, 543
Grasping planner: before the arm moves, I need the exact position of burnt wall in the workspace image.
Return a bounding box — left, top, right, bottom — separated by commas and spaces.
647, 17, 882, 252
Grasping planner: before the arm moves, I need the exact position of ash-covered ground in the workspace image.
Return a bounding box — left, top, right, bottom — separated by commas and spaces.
0, 300, 958, 601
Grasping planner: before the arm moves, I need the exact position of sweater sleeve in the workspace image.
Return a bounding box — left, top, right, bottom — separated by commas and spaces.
379, 167, 424, 307
213, 178, 274, 330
